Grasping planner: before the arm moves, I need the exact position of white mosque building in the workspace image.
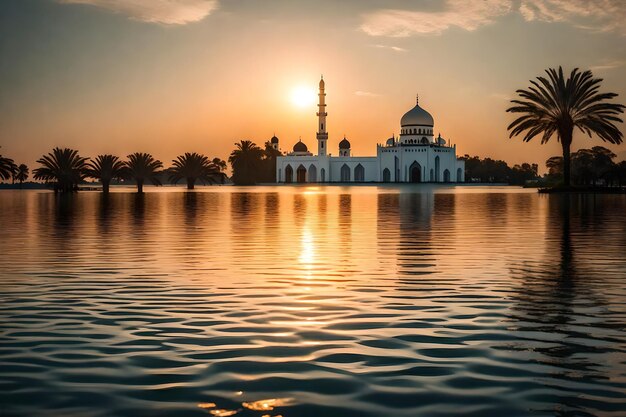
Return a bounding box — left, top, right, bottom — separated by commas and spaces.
274, 77, 465, 183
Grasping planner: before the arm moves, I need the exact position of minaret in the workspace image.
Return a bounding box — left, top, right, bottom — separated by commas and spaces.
317, 76, 328, 156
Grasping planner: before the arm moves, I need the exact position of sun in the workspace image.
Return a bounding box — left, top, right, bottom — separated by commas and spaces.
290, 85, 316, 108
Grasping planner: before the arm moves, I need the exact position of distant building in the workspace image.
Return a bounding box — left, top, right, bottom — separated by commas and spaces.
275, 77, 465, 183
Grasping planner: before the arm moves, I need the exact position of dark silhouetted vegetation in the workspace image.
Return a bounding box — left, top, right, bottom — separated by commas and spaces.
86, 155, 126, 193
33, 148, 89, 192
13, 164, 29, 187
0, 154, 17, 181
507, 67, 624, 188
228, 140, 264, 185
227, 139, 283, 185
460, 155, 539, 185
124, 153, 163, 193
168, 152, 225, 189
545, 146, 626, 187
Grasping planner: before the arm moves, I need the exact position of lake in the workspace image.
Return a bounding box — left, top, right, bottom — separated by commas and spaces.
1, 185, 625, 416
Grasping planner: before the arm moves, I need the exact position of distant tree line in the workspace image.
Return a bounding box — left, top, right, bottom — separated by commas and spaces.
0, 148, 227, 193
460, 155, 539, 185
545, 146, 626, 187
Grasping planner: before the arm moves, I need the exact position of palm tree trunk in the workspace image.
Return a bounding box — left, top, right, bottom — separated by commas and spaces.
102, 179, 110, 193
187, 178, 195, 190
561, 130, 573, 188
137, 179, 144, 193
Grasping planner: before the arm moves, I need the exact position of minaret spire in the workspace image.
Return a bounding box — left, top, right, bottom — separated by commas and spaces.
416, 93, 419, 105
316, 75, 328, 156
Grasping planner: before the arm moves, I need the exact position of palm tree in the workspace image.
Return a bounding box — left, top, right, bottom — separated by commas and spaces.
228, 140, 263, 185
212, 157, 227, 173
169, 152, 225, 189
263, 140, 282, 182
0, 155, 17, 181
125, 152, 163, 193
86, 154, 126, 193
13, 164, 29, 187
33, 147, 89, 192
507, 67, 624, 187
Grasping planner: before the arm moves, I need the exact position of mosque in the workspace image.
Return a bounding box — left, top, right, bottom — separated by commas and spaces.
274, 77, 465, 183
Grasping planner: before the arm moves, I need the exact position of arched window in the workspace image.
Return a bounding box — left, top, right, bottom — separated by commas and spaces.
285, 165, 293, 183
383, 168, 391, 182
321, 168, 326, 182
443, 169, 451, 183
308, 164, 317, 182
421, 137, 428, 144
429, 169, 434, 182
456, 168, 463, 182
296, 164, 306, 183
340, 164, 350, 182
355, 164, 365, 182
435, 156, 440, 182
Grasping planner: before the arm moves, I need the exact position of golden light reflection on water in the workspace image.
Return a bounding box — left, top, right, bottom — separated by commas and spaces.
1, 187, 625, 417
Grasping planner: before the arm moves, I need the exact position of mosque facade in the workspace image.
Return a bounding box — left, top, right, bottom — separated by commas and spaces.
274, 77, 465, 183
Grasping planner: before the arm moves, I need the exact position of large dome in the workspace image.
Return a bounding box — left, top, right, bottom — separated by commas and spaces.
401, 101, 434, 127
293, 140, 308, 152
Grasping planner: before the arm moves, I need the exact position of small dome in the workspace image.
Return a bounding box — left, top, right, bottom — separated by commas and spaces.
293, 140, 308, 152
386, 137, 395, 146
270, 135, 279, 144
339, 137, 351, 149
436, 134, 446, 145
401, 98, 434, 127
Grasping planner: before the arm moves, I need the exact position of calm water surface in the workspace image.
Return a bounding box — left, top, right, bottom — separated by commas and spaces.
1, 186, 625, 417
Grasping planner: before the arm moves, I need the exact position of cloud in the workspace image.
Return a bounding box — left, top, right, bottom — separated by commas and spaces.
361, 0, 513, 37
589, 60, 624, 72
355, 91, 380, 97
519, 0, 626, 35
371, 44, 407, 52
361, 0, 626, 36
58, 0, 219, 25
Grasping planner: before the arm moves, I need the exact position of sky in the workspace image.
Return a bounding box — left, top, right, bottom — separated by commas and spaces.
1, 0, 626, 172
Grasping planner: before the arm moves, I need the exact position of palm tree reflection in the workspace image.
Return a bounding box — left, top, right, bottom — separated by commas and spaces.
507, 195, 616, 414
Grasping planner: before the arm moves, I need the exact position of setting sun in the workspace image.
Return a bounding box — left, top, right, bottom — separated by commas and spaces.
290, 86, 316, 108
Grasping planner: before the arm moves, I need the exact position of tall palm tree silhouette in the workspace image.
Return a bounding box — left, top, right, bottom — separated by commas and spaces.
0, 154, 17, 181
125, 152, 163, 193
228, 140, 263, 185
33, 147, 89, 192
507, 67, 624, 187
86, 155, 126, 193
13, 164, 29, 187
169, 152, 224, 189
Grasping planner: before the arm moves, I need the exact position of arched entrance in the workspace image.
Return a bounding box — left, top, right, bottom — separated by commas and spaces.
382, 168, 391, 182
457, 168, 463, 182
354, 164, 365, 182
429, 169, 434, 182
320, 168, 326, 182
409, 161, 421, 183
443, 169, 450, 182
435, 156, 440, 182
340, 164, 350, 182
308, 164, 317, 182
285, 165, 293, 183
296, 164, 306, 183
